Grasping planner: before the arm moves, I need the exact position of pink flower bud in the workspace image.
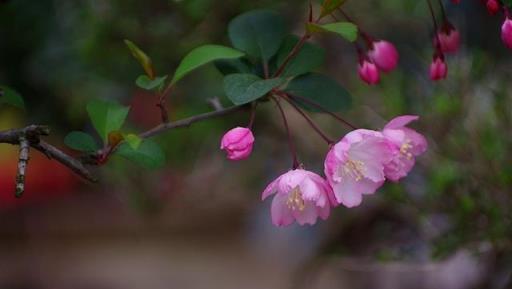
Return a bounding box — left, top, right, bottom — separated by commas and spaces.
486, 0, 500, 15
435, 24, 460, 53
220, 127, 254, 160
368, 40, 399, 72
430, 56, 448, 81
358, 60, 380, 85
501, 18, 512, 49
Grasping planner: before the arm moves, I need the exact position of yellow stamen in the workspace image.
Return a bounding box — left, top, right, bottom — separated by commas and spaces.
286, 186, 305, 211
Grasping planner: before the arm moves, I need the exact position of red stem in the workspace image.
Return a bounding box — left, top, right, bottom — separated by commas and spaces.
272, 97, 300, 169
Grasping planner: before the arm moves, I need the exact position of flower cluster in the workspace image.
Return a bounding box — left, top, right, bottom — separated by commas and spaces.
220, 115, 427, 227
358, 40, 399, 85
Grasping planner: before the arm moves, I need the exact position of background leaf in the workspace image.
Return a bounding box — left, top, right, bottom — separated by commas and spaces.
228, 9, 286, 61
276, 35, 325, 77
0, 85, 25, 109
214, 58, 253, 75
284, 73, 352, 112
306, 22, 358, 42
320, 0, 348, 18
224, 74, 285, 105
64, 131, 99, 152
86, 99, 130, 142
116, 139, 165, 169
171, 44, 244, 84
124, 39, 154, 78
135, 75, 167, 90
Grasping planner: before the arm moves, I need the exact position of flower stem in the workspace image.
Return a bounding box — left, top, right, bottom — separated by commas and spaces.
248, 103, 257, 128
273, 33, 310, 78
284, 92, 358, 130
427, 0, 443, 52
278, 94, 335, 145
437, 0, 448, 22
272, 96, 300, 169
337, 9, 373, 47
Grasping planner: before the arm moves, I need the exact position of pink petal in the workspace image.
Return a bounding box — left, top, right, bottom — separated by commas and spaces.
271, 193, 294, 227
292, 202, 319, 226
384, 115, 419, 130
262, 177, 279, 200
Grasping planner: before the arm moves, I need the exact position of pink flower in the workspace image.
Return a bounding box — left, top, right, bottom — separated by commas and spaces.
486, 0, 500, 15
435, 24, 460, 53
430, 55, 448, 81
220, 127, 254, 160
368, 40, 399, 72
501, 18, 512, 49
382, 115, 428, 182
262, 169, 334, 227
358, 59, 380, 85
324, 130, 393, 208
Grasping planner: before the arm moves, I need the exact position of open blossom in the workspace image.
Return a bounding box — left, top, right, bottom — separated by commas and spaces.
368, 40, 399, 72
430, 55, 448, 80
436, 24, 460, 53
220, 127, 254, 160
502, 18, 512, 49
358, 59, 380, 85
262, 169, 334, 227
382, 116, 428, 182
324, 130, 393, 208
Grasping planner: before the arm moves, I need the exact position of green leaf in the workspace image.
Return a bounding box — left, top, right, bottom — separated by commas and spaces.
284, 73, 351, 112
0, 86, 25, 109
124, 133, 142, 150
320, 0, 348, 18
214, 58, 253, 75
306, 22, 358, 42
224, 74, 285, 105
116, 139, 165, 169
276, 35, 325, 77
228, 9, 286, 61
86, 99, 130, 142
135, 75, 168, 90
64, 131, 99, 152
171, 44, 244, 85
124, 39, 154, 78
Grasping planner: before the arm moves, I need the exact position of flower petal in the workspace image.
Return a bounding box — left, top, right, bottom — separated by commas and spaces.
384, 115, 419, 130
271, 193, 294, 227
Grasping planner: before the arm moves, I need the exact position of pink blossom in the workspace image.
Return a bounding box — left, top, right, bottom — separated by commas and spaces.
262, 169, 334, 227
358, 59, 380, 85
486, 0, 500, 15
430, 55, 448, 81
501, 18, 512, 49
368, 40, 399, 72
220, 127, 254, 160
435, 25, 460, 53
382, 115, 428, 182
324, 130, 393, 208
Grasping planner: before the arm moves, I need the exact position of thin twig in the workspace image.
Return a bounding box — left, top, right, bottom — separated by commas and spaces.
272, 96, 300, 169
279, 95, 335, 145
15, 136, 30, 198
273, 34, 311, 78
283, 92, 358, 129
139, 105, 244, 139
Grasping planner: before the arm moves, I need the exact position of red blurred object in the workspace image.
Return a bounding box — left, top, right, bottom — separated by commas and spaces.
0, 151, 80, 209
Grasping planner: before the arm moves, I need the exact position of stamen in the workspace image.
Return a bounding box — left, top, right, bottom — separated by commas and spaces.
341, 159, 366, 181
286, 186, 306, 211
400, 139, 413, 160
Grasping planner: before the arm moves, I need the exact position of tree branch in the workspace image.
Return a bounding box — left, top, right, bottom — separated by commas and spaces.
0, 125, 98, 183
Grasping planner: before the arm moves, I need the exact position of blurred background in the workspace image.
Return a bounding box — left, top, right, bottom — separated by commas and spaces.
1, 0, 512, 288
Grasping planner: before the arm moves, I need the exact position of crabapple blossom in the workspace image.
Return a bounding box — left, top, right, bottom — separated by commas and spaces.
358, 59, 380, 85
324, 129, 393, 208
430, 55, 448, 80
501, 17, 512, 49
486, 0, 500, 15
436, 24, 460, 53
382, 115, 428, 182
368, 40, 399, 72
220, 127, 254, 161
262, 169, 334, 227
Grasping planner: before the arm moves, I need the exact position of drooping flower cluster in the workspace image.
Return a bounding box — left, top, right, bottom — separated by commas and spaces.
226, 115, 427, 227
358, 40, 399, 85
